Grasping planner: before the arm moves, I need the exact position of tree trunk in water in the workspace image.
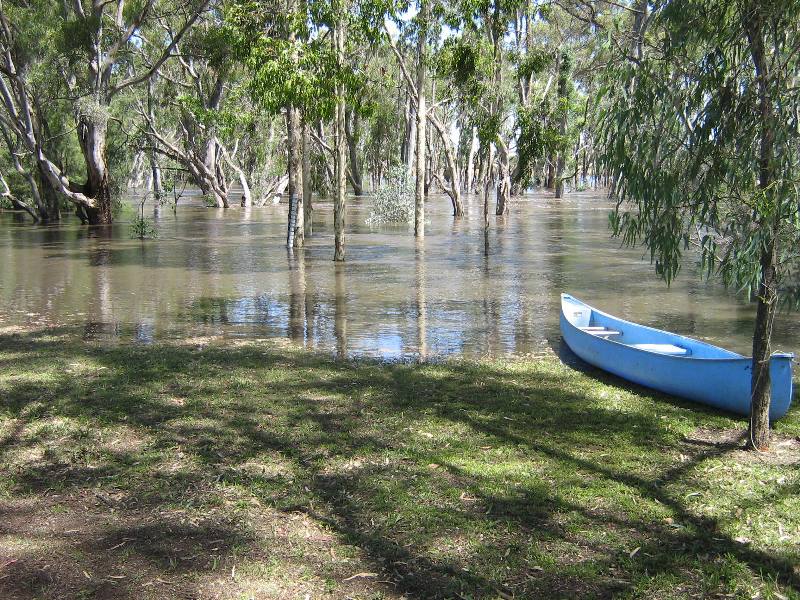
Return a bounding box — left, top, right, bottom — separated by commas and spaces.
404, 94, 415, 179
302, 121, 313, 234
427, 113, 463, 216
554, 154, 566, 198
78, 117, 112, 224
483, 176, 490, 257
465, 128, 476, 193
333, 20, 346, 262
344, 108, 363, 196
414, 0, 428, 238
202, 139, 228, 208
150, 155, 163, 203
146, 78, 164, 205
554, 52, 569, 199
37, 166, 60, 220
495, 136, 511, 214
287, 106, 304, 248
545, 155, 555, 189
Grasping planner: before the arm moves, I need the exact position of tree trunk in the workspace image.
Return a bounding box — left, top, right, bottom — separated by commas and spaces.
465, 128, 476, 193
749, 243, 776, 450
37, 166, 60, 220
202, 139, 228, 208
404, 94, 415, 178
146, 77, 164, 204
77, 116, 112, 224
287, 107, 304, 248
427, 112, 463, 216
554, 51, 571, 199
334, 20, 346, 262
150, 155, 163, 203
495, 136, 511, 214
414, 0, 428, 238
344, 108, 363, 196
745, 2, 777, 450
483, 144, 494, 256
483, 174, 490, 257
302, 121, 312, 234
554, 154, 566, 198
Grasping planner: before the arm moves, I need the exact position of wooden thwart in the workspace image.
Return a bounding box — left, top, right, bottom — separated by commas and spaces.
580, 326, 621, 337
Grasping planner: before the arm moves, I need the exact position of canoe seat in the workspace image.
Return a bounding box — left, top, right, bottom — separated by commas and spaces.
630, 343, 691, 356
580, 327, 621, 337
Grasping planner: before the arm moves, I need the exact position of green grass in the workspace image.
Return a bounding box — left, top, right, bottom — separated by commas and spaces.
0, 327, 798, 599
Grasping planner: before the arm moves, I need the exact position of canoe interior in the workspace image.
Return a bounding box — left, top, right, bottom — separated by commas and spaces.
561, 294, 744, 359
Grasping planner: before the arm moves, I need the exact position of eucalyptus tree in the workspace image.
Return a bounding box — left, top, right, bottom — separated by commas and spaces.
228, 0, 341, 248
509, 1, 603, 196
136, 9, 258, 208
0, 0, 211, 224
438, 0, 524, 215
387, 29, 465, 217
598, 0, 800, 449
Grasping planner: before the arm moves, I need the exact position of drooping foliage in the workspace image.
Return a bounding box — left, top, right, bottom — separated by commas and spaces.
599, 0, 800, 297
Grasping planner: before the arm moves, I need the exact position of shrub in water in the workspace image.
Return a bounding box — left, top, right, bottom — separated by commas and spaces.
129, 216, 157, 239
366, 166, 414, 226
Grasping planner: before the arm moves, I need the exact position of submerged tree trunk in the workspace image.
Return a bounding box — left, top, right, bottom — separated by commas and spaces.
37, 166, 60, 220
483, 144, 494, 256
146, 78, 163, 204
554, 51, 571, 199
545, 155, 555, 189
334, 19, 346, 261
554, 155, 566, 198
287, 106, 304, 248
495, 136, 511, 214
414, 2, 428, 239
404, 94, 416, 179
77, 116, 112, 224
427, 112, 463, 216
302, 121, 313, 234
465, 128, 477, 193
345, 108, 363, 196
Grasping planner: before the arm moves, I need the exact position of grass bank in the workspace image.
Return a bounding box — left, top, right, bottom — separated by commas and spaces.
0, 328, 798, 599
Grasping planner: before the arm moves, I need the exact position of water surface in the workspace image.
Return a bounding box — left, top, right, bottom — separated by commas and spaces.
1, 191, 798, 361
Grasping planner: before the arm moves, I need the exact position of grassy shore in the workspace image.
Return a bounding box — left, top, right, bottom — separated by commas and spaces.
0, 327, 798, 599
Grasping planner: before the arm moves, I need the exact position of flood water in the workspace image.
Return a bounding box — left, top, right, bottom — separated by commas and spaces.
1, 191, 798, 361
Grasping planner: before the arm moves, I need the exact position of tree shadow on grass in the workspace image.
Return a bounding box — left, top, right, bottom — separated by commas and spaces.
0, 329, 798, 599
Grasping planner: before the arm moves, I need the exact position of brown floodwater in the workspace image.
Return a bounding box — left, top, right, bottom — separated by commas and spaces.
1, 190, 798, 361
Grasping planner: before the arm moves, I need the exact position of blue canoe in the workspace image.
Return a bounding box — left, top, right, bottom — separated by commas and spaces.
560, 294, 794, 420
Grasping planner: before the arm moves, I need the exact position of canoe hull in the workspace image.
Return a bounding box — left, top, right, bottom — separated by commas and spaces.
560, 295, 794, 420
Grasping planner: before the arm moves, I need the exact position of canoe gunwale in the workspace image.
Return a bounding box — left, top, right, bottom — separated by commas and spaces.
561, 294, 794, 363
